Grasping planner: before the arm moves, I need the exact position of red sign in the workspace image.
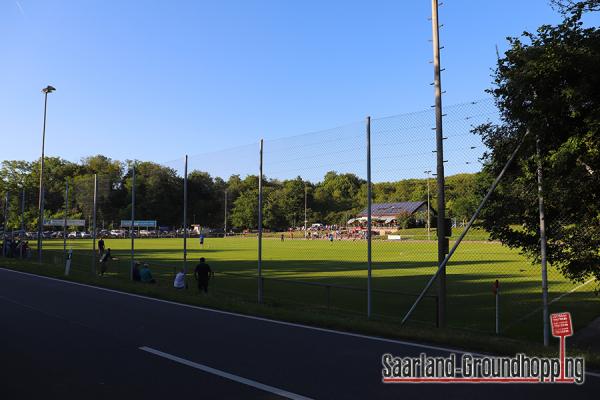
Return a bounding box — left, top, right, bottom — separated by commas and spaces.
551, 312, 573, 337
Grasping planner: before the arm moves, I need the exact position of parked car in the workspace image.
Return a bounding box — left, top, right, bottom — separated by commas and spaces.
110, 229, 125, 238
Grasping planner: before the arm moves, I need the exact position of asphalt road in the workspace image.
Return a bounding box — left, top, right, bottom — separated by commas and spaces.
0, 267, 598, 399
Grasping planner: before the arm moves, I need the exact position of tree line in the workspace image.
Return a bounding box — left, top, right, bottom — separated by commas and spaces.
0, 155, 480, 231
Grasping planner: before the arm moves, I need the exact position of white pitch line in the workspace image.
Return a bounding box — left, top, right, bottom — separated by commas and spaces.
139, 346, 313, 400
502, 278, 596, 332
549, 278, 596, 305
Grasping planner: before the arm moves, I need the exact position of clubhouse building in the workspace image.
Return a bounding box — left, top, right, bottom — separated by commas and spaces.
347, 201, 435, 233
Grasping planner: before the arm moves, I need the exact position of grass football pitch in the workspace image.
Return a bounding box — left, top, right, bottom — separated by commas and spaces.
37, 236, 598, 341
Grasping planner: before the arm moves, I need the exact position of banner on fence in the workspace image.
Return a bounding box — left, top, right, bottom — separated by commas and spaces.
120, 220, 157, 228
44, 219, 85, 227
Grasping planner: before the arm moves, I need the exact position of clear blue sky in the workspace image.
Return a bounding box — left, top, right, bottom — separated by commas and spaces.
1, 0, 596, 172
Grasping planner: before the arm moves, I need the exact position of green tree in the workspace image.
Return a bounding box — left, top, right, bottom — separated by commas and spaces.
231, 189, 259, 229
475, 3, 600, 284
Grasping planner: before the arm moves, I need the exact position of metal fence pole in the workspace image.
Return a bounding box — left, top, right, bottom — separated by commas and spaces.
224, 189, 227, 237
496, 285, 500, 335
536, 135, 550, 346
304, 186, 308, 239
130, 165, 136, 280
92, 174, 97, 273
21, 188, 25, 234
183, 155, 188, 275
431, 0, 447, 328
366, 116, 373, 319
63, 181, 69, 257
425, 170, 432, 241
2, 192, 8, 256
258, 139, 264, 304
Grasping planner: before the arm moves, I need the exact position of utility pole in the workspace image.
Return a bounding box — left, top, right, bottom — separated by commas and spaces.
432, 0, 447, 327
536, 134, 550, 346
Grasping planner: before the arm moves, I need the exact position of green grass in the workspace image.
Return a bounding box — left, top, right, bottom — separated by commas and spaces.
30, 235, 598, 343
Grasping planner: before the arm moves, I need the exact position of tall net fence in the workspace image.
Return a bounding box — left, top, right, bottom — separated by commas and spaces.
2, 98, 597, 342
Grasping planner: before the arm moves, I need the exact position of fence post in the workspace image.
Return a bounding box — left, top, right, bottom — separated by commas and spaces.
130, 165, 136, 280
63, 181, 68, 258
224, 189, 228, 237
21, 188, 25, 235
536, 135, 550, 346
258, 139, 264, 304
183, 155, 188, 275
366, 116, 373, 319
495, 281, 500, 335
2, 192, 8, 256
304, 186, 308, 239
92, 174, 97, 273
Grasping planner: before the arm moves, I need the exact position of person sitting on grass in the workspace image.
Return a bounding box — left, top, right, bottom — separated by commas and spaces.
99, 248, 117, 276
173, 269, 186, 289
140, 263, 156, 284
132, 261, 142, 282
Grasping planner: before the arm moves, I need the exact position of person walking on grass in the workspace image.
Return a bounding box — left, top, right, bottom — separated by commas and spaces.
194, 257, 213, 294
99, 248, 117, 276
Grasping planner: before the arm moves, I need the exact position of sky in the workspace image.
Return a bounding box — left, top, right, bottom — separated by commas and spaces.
1, 1, 598, 180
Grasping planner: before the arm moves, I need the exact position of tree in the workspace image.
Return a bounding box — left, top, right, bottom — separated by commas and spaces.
122, 162, 182, 226
231, 189, 259, 229
475, 3, 600, 285
446, 173, 482, 222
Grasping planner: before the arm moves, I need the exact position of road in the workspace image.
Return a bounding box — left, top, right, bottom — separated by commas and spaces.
0, 267, 598, 399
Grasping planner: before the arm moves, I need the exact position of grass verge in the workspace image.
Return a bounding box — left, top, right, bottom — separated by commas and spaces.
1, 256, 598, 371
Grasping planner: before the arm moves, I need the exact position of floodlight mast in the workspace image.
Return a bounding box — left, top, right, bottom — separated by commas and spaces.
37, 85, 56, 262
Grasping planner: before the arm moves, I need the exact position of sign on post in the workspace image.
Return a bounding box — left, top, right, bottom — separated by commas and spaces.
551, 312, 573, 337
550, 312, 574, 382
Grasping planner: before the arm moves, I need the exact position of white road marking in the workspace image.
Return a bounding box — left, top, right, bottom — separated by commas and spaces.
2, 267, 600, 379
139, 346, 313, 400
